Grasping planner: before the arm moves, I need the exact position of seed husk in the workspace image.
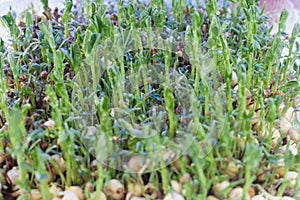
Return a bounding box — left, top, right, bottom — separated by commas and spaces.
206, 195, 219, 200
176, 51, 183, 57
248, 186, 255, 198
52, 198, 62, 200
250, 195, 266, 200
278, 104, 295, 123
90, 191, 107, 200
49, 183, 63, 198
281, 197, 296, 200
11, 185, 21, 198
30, 189, 42, 200
126, 192, 145, 200
256, 165, 268, 182
91, 159, 98, 172
173, 155, 190, 171
40, 71, 48, 79
62, 190, 79, 200
252, 121, 262, 135
226, 161, 240, 179
288, 126, 299, 142
179, 173, 191, 183
130, 197, 145, 200
43, 119, 56, 130
85, 182, 93, 193
143, 183, 157, 199
284, 107, 295, 123
232, 85, 239, 100
106, 179, 124, 200
274, 119, 281, 129
127, 181, 142, 197
128, 156, 146, 173
245, 88, 252, 106
228, 187, 250, 200
280, 117, 292, 135
47, 171, 55, 184
279, 144, 298, 156
276, 167, 285, 178
125, 192, 133, 200
50, 154, 66, 175
213, 181, 230, 198
171, 180, 182, 194
286, 171, 298, 188
272, 128, 281, 149
271, 158, 285, 178
250, 110, 261, 126
164, 191, 185, 200
231, 71, 238, 88
6, 168, 19, 186
86, 126, 98, 136
67, 186, 85, 200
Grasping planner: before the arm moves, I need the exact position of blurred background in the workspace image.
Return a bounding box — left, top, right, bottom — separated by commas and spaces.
260, 0, 300, 33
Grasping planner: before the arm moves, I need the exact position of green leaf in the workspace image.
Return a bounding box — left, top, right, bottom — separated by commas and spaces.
2, 12, 20, 37
21, 85, 34, 96
61, 0, 73, 24
39, 23, 55, 50
206, 0, 218, 18
70, 43, 82, 73
209, 16, 221, 38
164, 87, 175, 111
267, 99, 277, 122
278, 9, 289, 34
0, 38, 4, 53
40, 0, 48, 8
280, 80, 299, 92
